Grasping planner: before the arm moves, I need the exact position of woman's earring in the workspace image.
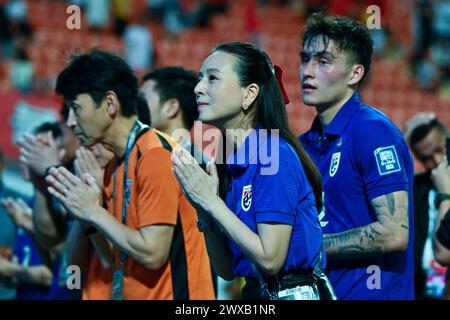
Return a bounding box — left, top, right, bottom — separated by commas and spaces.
242, 104, 248, 114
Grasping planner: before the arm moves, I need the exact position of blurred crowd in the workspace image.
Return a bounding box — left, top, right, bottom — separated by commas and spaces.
412, 0, 450, 92
0, 0, 449, 96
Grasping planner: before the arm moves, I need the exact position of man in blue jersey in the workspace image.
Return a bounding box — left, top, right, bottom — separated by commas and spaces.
298, 13, 414, 299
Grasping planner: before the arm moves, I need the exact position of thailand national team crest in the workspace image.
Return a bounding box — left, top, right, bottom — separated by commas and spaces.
241, 185, 252, 212
329, 152, 341, 177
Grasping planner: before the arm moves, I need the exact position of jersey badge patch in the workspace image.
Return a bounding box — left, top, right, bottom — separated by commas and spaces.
374, 145, 401, 175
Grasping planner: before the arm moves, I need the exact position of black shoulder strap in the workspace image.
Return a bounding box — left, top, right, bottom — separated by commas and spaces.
155, 131, 173, 152
135, 125, 150, 161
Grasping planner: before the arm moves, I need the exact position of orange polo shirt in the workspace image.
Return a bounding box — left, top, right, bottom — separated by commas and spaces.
82, 129, 215, 300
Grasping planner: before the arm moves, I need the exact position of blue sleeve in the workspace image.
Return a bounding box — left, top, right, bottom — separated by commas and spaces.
252, 142, 303, 225
352, 119, 410, 200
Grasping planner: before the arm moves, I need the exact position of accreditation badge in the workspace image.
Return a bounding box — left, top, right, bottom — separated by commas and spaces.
125, 179, 133, 208
112, 268, 125, 300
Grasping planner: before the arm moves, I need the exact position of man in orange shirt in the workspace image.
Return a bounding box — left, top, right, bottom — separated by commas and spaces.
46, 50, 215, 300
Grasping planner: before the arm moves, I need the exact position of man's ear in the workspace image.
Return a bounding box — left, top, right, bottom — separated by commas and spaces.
162, 98, 180, 119
348, 64, 365, 86
242, 83, 259, 112
104, 91, 120, 118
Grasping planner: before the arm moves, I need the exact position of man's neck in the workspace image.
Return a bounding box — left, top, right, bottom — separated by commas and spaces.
164, 119, 189, 140
102, 115, 138, 157
316, 91, 354, 130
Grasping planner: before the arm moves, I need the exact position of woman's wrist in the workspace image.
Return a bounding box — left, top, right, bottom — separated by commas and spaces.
202, 195, 222, 216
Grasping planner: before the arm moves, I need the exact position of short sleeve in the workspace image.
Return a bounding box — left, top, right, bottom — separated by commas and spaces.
252, 143, 303, 225
136, 147, 179, 228
352, 119, 410, 200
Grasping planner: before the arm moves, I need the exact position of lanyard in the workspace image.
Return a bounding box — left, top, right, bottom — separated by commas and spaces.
112, 119, 148, 300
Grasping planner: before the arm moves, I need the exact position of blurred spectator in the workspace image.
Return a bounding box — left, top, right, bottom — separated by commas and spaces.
415, 50, 442, 92
430, 39, 450, 71
432, 0, 450, 39
413, 0, 450, 92
196, 0, 228, 28
163, 0, 186, 36
0, 149, 16, 300
5, 0, 32, 41
404, 113, 449, 300
146, 0, 166, 21
112, 0, 129, 37
0, 1, 13, 59
430, 159, 450, 263
18, 121, 79, 252
147, 0, 186, 37
0, 197, 56, 300
123, 17, 154, 73
9, 46, 34, 93
413, 0, 434, 60
140, 66, 208, 166
85, 0, 110, 31
371, 28, 388, 57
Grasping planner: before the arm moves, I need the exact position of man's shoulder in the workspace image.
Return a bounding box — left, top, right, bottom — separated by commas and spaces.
347, 104, 405, 145
136, 128, 176, 155
350, 103, 398, 132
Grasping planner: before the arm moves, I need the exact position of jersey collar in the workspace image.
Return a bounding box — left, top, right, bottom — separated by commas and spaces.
308, 93, 360, 139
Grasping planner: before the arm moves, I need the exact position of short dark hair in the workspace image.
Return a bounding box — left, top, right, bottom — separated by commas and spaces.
136, 93, 151, 126
409, 119, 448, 147
55, 50, 138, 117
33, 121, 64, 140
143, 67, 198, 130
302, 13, 374, 86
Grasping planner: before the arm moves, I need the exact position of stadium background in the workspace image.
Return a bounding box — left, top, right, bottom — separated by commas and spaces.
0, 0, 449, 195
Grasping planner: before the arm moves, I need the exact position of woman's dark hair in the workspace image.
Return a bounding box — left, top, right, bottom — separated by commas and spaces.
213, 42, 323, 211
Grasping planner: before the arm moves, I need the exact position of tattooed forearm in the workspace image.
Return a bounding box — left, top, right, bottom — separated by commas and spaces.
324, 191, 409, 259
387, 193, 396, 216
324, 224, 384, 259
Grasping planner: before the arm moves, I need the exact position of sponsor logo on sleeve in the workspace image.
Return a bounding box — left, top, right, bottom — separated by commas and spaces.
374, 145, 401, 175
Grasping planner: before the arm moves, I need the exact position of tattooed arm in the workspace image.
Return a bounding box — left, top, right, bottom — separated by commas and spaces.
324, 190, 409, 259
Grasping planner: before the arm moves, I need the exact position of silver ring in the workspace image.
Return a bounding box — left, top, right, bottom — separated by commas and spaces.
63, 188, 68, 195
